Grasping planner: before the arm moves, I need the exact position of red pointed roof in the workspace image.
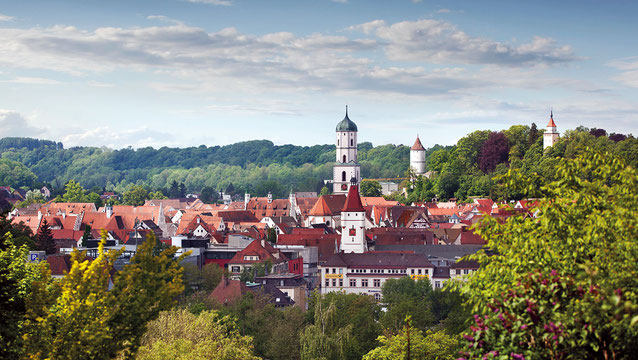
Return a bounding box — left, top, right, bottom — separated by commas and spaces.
547, 113, 556, 127
411, 136, 425, 151
309, 196, 333, 216
342, 184, 365, 213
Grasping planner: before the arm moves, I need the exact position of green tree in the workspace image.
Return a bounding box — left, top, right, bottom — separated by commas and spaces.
15, 189, 46, 208
182, 262, 224, 295
0, 213, 35, 249
266, 228, 277, 244
302, 291, 382, 360
79, 224, 91, 248
381, 277, 436, 332
360, 180, 382, 197
35, 218, 56, 255
137, 308, 260, 360
23, 231, 187, 359
148, 190, 167, 200
123, 184, 150, 206
0, 158, 38, 189
319, 186, 330, 196
0, 233, 53, 359
363, 318, 460, 360
58, 180, 88, 203
455, 149, 638, 359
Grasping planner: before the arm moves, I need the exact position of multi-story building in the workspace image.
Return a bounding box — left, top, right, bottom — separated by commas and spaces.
319, 252, 434, 300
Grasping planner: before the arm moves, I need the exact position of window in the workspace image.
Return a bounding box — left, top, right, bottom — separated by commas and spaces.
332, 268, 336, 274
373, 279, 381, 287
339, 279, 343, 287
350, 139, 353, 146
463, 269, 470, 275
339, 268, 343, 274
337, 139, 339, 146
231, 266, 240, 273
418, 269, 422, 275
350, 279, 356, 287
435, 281, 441, 289
342, 171, 346, 182
374, 293, 381, 300
361, 279, 368, 287
343, 155, 347, 163
325, 279, 329, 287
411, 269, 414, 274
332, 279, 336, 287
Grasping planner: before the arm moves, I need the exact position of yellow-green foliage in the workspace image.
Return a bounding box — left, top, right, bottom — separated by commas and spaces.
363, 324, 459, 360
23, 230, 187, 360
453, 149, 638, 358
136, 308, 260, 360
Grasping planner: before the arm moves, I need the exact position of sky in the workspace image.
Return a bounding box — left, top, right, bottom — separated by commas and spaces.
1, 0, 637, 149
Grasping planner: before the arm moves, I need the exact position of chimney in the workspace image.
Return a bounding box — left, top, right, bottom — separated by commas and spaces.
267, 192, 272, 204
196, 217, 200, 224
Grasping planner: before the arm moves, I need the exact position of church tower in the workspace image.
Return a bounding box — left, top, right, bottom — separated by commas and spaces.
333, 106, 361, 194
543, 110, 560, 149
340, 180, 367, 254
410, 135, 426, 175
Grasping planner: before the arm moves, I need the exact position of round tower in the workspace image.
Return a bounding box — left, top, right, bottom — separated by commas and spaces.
410, 135, 426, 175
333, 106, 361, 194
543, 110, 560, 149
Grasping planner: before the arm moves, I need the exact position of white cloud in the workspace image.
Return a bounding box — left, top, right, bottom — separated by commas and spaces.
3, 76, 61, 85
350, 19, 579, 66
608, 57, 638, 88
0, 13, 13, 22
185, 0, 232, 6
0, 19, 585, 101
0, 110, 46, 137
62, 126, 182, 148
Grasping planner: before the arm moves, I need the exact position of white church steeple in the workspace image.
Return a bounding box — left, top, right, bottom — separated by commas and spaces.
333, 106, 361, 194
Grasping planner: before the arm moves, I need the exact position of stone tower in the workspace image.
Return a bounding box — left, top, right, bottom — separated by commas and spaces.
410, 135, 426, 175
333, 106, 361, 194
543, 110, 560, 149
339, 180, 367, 254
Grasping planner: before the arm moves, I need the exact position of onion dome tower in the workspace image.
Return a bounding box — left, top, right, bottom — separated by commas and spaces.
333, 106, 361, 194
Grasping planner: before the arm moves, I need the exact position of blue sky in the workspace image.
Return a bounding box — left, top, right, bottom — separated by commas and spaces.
1, 0, 637, 149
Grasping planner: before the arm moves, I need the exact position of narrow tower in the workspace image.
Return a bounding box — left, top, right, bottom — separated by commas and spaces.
543, 110, 560, 149
340, 179, 367, 254
410, 135, 426, 175
333, 106, 361, 194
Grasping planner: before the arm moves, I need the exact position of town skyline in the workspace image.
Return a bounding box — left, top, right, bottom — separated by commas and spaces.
1, 0, 637, 149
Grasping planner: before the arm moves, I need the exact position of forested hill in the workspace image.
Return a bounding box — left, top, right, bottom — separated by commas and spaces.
1, 124, 635, 201
0, 138, 427, 197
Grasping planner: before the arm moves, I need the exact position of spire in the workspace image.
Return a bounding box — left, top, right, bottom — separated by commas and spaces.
411, 135, 425, 151
547, 109, 557, 128
345, 105, 348, 117
342, 184, 365, 213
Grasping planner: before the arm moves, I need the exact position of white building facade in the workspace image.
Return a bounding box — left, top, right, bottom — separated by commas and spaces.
333, 107, 361, 194
320, 252, 435, 300
339, 183, 368, 254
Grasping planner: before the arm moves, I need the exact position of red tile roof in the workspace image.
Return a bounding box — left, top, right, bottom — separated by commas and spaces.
547, 113, 557, 127
228, 239, 288, 265
210, 277, 250, 305
309, 196, 333, 216
342, 184, 365, 213
411, 136, 425, 151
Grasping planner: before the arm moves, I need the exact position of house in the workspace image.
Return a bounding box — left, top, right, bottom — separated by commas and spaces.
226, 239, 289, 278
255, 273, 306, 309
319, 252, 435, 300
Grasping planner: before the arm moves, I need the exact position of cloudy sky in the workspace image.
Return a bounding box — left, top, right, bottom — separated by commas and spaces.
1, 0, 637, 149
